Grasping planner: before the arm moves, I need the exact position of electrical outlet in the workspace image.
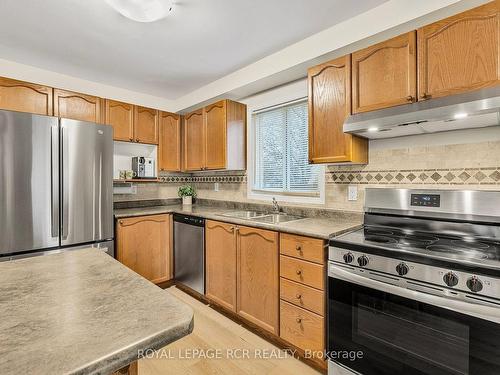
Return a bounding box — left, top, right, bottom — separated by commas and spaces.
348, 185, 358, 201
214, 182, 219, 192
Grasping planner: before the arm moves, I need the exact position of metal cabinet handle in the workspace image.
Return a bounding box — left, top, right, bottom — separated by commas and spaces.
295, 245, 302, 251
136, 138, 139, 142
129, 137, 133, 141
296, 318, 302, 323
296, 294, 302, 299
406, 95, 414, 102
296, 270, 302, 275
420, 93, 431, 100
119, 220, 124, 224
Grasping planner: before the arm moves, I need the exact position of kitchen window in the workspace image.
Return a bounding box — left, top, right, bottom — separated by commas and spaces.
250, 99, 323, 203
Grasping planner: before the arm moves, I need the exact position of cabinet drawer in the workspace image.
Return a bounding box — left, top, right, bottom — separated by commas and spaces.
280, 300, 324, 352
280, 255, 324, 290
280, 278, 324, 316
280, 233, 325, 264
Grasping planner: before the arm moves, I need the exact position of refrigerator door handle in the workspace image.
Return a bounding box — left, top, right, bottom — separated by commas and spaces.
50, 124, 59, 238
61, 125, 69, 240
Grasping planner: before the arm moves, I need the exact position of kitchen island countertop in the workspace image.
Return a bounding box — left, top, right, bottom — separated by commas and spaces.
0, 248, 193, 375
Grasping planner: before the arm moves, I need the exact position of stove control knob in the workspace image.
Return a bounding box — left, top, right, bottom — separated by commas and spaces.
396, 262, 409, 276
357, 255, 369, 267
443, 272, 459, 287
466, 276, 483, 293
343, 252, 354, 264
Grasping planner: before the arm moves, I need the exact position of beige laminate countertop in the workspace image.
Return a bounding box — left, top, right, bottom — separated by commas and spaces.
114, 204, 363, 239
0, 248, 193, 375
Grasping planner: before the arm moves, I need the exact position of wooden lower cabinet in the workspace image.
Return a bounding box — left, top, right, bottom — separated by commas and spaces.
205, 220, 237, 312
237, 225, 280, 334
116, 214, 172, 284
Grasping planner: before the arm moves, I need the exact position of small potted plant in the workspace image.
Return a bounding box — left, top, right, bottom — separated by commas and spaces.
178, 185, 196, 205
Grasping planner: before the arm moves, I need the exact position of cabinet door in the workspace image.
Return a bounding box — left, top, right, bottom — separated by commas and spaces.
116, 214, 171, 284
418, 0, 500, 100
352, 32, 416, 113
53, 89, 102, 122
105, 100, 134, 142
184, 109, 205, 171
204, 100, 226, 170
0, 77, 53, 115
158, 111, 181, 172
134, 106, 158, 144
205, 220, 237, 312
308, 55, 367, 164
237, 226, 279, 334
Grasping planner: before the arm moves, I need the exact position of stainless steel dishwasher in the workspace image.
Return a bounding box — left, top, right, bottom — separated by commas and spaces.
173, 214, 205, 294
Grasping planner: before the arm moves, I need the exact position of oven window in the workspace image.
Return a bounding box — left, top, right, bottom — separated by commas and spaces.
354, 292, 469, 374
328, 277, 500, 375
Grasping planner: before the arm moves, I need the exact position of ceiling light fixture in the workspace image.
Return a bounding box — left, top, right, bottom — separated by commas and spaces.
105, 0, 173, 22
453, 112, 468, 120
367, 126, 379, 132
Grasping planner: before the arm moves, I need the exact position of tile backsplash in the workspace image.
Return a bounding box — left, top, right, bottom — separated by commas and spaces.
115, 130, 500, 212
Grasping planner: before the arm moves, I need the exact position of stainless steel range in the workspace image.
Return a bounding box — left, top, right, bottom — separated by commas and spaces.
327, 188, 500, 375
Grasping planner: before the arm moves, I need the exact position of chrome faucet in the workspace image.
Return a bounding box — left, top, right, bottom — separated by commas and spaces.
272, 197, 280, 213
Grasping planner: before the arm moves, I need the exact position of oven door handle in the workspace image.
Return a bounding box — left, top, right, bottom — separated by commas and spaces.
329, 264, 500, 324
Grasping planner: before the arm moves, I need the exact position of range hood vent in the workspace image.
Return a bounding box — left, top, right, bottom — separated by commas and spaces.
344, 86, 500, 139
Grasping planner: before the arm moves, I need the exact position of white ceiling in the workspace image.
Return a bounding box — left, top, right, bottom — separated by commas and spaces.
0, 0, 388, 100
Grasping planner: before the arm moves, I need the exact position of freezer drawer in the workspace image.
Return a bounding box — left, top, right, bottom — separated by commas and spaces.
60, 119, 113, 246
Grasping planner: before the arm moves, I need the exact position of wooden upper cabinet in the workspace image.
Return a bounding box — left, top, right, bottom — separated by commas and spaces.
134, 106, 158, 144
204, 100, 227, 170
0, 77, 53, 115
53, 89, 102, 122
184, 109, 205, 171
205, 220, 237, 312
116, 214, 172, 284
352, 32, 417, 113
237, 226, 279, 335
105, 99, 134, 141
418, 0, 500, 100
308, 55, 368, 164
158, 111, 181, 172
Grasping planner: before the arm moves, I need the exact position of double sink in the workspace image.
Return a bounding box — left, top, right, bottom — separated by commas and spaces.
219, 210, 303, 224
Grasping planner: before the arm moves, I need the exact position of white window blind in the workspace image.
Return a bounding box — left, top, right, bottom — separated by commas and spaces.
253, 100, 320, 195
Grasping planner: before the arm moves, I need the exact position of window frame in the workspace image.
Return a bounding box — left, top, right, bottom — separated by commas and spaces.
245, 80, 325, 204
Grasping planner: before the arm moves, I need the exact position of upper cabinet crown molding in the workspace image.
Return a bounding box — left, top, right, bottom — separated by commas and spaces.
308, 55, 368, 164
352, 31, 417, 113
134, 106, 159, 144
417, 0, 500, 100
0, 77, 53, 116
105, 99, 134, 142
53, 88, 102, 123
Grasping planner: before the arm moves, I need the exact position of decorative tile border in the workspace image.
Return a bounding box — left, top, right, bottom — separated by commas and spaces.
159, 174, 247, 184
326, 167, 500, 185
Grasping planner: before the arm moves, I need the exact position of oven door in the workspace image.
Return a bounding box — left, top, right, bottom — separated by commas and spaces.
328, 263, 500, 375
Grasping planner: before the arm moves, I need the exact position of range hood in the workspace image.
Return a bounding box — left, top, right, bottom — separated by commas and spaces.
344, 86, 500, 139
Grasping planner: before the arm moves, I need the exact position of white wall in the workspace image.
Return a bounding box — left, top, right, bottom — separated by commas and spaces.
0, 58, 175, 111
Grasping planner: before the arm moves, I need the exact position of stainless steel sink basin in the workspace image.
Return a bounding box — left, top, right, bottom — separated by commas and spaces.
250, 213, 304, 224
219, 210, 268, 219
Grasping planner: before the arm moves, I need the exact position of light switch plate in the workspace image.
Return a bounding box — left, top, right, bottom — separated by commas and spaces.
348, 185, 358, 201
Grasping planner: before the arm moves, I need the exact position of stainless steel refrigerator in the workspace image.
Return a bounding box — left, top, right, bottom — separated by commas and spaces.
0, 109, 114, 260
